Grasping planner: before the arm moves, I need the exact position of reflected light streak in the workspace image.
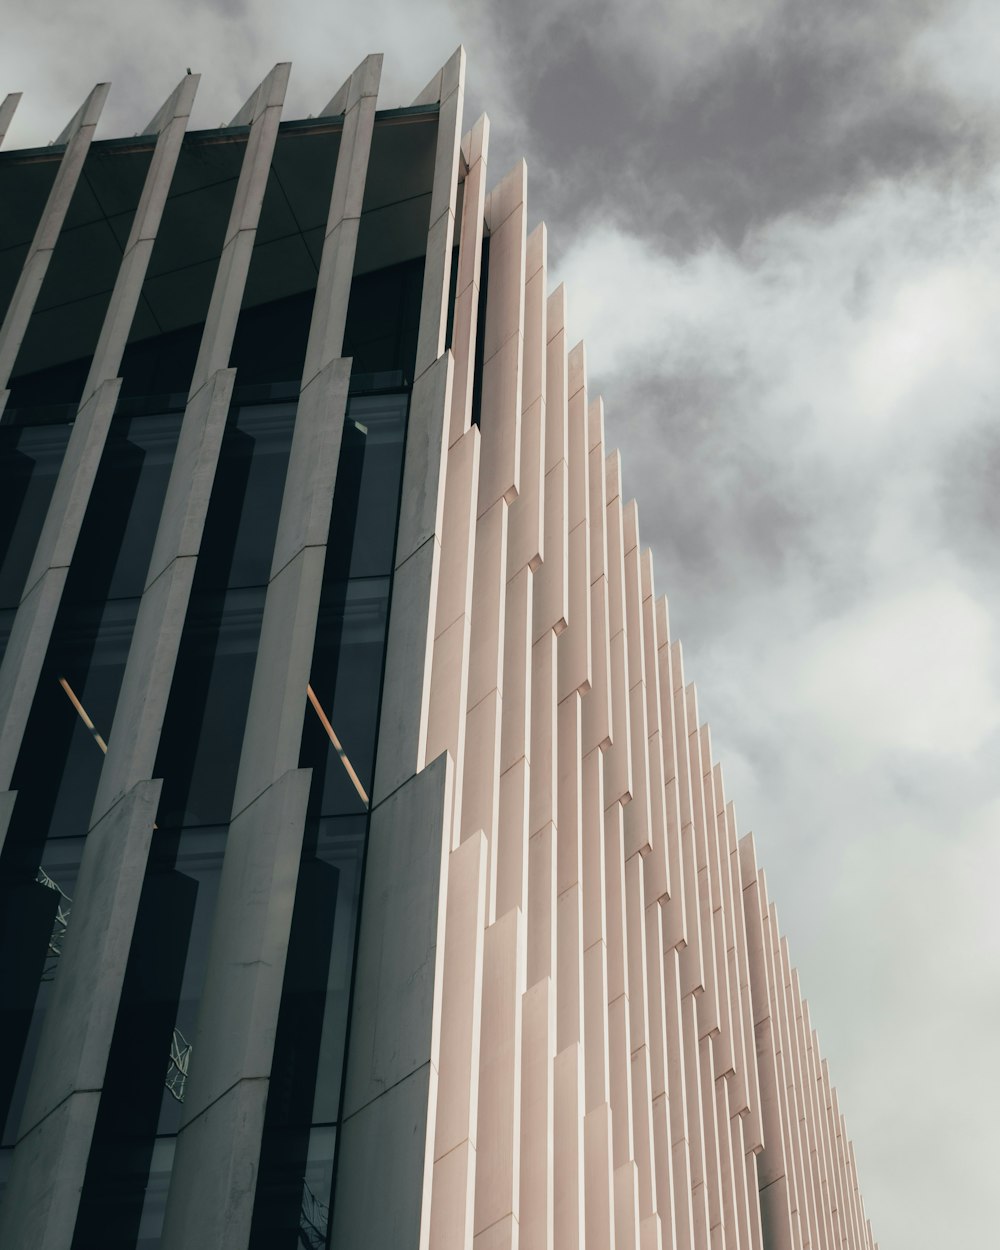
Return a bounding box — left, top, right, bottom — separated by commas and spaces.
306, 683, 370, 807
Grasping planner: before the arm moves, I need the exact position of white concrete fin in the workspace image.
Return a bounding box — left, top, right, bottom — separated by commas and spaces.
54, 80, 110, 144
413, 48, 466, 376
142, 71, 200, 136
412, 44, 465, 106
0, 81, 110, 396
449, 113, 490, 445
322, 50, 382, 117
0, 92, 22, 147
228, 61, 290, 127
301, 55, 383, 382
189, 62, 289, 395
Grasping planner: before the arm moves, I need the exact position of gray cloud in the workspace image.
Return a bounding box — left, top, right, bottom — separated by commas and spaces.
3, 2, 999, 1244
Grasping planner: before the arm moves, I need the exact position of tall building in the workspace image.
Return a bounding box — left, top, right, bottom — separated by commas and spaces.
0, 48, 877, 1250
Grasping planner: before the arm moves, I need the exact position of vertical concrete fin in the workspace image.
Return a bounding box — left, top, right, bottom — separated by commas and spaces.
0, 91, 22, 147
0, 780, 162, 1250
190, 62, 290, 394
142, 71, 200, 136
374, 48, 466, 804
449, 113, 490, 447
160, 768, 313, 1250
81, 71, 200, 404
333, 753, 454, 1250
479, 159, 526, 511
302, 52, 383, 383
0, 80, 110, 395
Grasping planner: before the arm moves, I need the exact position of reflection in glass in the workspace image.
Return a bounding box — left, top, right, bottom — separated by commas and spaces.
71, 829, 225, 1249
0, 420, 71, 615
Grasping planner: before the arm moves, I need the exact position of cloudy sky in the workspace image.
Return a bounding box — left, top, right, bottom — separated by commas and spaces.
4, 1, 999, 1242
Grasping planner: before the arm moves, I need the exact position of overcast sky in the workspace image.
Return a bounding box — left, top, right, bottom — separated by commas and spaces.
4, 2, 999, 1243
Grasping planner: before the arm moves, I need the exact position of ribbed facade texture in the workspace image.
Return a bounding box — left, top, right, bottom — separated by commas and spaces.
0, 48, 877, 1250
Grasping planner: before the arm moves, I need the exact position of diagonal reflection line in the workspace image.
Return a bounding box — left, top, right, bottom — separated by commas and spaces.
306, 682, 370, 807
58, 676, 160, 830
58, 676, 108, 754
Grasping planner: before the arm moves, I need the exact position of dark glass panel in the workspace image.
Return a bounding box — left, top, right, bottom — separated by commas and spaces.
70, 827, 224, 1247
134, 1136, 174, 1250
249, 815, 363, 1248
0, 420, 71, 610
118, 134, 247, 399
154, 399, 294, 829
6, 145, 154, 409
153, 588, 264, 830
0, 149, 61, 321
227, 126, 337, 389
71, 858, 198, 1250
250, 1124, 336, 1250
0, 837, 84, 1147
76, 411, 182, 604
304, 577, 389, 819
341, 255, 424, 381
0, 1143, 10, 1211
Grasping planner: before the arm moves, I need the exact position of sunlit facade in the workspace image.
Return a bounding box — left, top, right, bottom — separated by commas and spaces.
0, 50, 876, 1250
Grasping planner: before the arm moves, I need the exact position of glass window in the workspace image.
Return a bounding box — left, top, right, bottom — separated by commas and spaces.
0, 419, 72, 611
0, 148, 61, 323
6, 145, 155, 411
0, 837, 85, 1147
118, 133, 247, 401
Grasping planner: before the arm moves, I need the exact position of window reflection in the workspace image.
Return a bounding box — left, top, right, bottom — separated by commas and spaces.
0, 837, 85, 1148
71, 830, 225, 1249
0, 420, 71, 613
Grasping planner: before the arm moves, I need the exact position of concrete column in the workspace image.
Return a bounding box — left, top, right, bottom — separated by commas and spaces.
0, 73, 196, 801
424, 112, 491, 838
331, 753, 455, 1249
429, 831, 488, 1250
0, 780, 161, 1250
0, 81, 109, 404
160, 55, 382, 1250
449, 115, 490, 447
655, 597, 690, 954
0, 76, 215, 1250
0, 92, 22, 148
374, 46, 465, 805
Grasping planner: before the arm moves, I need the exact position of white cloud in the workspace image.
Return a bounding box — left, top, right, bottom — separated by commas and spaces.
793, 580, 999, 757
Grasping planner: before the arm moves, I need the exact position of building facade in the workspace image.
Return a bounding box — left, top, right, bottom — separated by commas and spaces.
0, 49, 877, 1250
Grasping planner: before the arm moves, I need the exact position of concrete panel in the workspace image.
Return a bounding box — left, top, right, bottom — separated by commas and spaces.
554, 1043, 585, 1250
508, 223, 547, 572
527, 820, 557, 988
0, 92, 21, 148
434, 831, 488, 1159
474, 907, 526, 1236
160, 1077, 271, 1250
177, 768, 311, 1123
16, 779, 161, 1134
0, 1090, 101, 1250
395, 351, 454, 569
0, 81, 110, 393
144, 369, 235, 585
269, 356, 352, 575
344, 751, 453, 1119
448, 114, 490, 444
303, 55, 382, 384
373, 535, 441, 803
81, 73, 200, 407
414, 49, 465, 377
520, 977, 555, 1250
190, 64, 289, 395
334, 1061, 437, 1250
584, 1102, 616, 1247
